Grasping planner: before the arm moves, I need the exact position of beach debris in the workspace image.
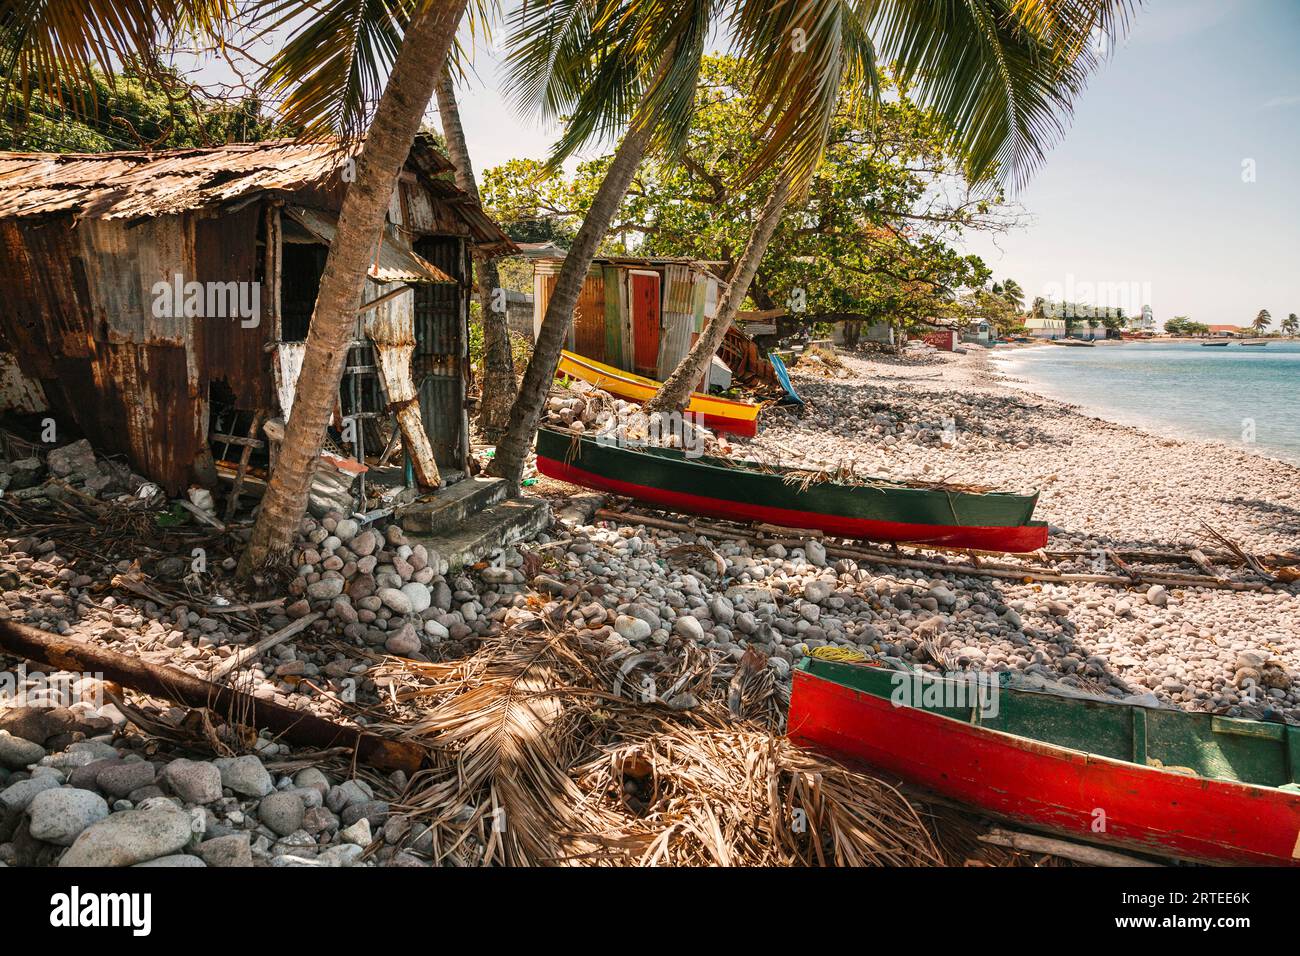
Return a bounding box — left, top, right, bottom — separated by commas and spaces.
594, 507, 1283, 594
0, 619, 423, 772
374, 624, 948, 867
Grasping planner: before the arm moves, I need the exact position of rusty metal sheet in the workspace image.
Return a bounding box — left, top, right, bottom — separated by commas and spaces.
412, 237, 469, 474
0, 141, 514, 256
572, 270, 607, 362
195, 204, 271, 409
656, 262, 698, 377
0, 218, 94, 372
76, 216, 196, 346
283, 206, 456, 284
0, 353, 47, 413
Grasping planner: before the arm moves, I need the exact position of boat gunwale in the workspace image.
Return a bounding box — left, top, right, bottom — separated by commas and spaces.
536, 425, 1042, 505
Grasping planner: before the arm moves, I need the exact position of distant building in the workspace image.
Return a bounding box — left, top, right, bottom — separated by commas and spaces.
1128, 304, 1156, 333
1206, 324, 1243, 337
830, 319, 895, 347
961, 318, 992, 344
1025, 316, 1067, 339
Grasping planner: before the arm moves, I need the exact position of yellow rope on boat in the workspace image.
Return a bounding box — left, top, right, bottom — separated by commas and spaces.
807, 646, 868, 663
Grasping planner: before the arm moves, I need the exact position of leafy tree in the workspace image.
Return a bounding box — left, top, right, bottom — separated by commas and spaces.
1282, 313, 1299, 336
1252, 309, 1271, 333
0, 21, 280, 152
1165, 316, 1209, 336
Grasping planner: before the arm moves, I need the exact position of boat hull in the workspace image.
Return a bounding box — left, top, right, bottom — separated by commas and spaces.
789, 665, 1300, 866
557, 350, 759, 437
535, 428, 1049, 553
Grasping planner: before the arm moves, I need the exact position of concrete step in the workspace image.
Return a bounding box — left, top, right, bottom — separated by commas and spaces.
395, 476, 508, 536
412, 497, 551, 572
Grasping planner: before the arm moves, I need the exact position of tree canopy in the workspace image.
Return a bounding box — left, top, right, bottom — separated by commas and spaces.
483, 57, 1020, 333
0, 63, 281, 152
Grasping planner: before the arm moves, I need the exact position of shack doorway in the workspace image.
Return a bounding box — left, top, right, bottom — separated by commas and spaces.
413, 236, 470, 481
629, 270, 661, 378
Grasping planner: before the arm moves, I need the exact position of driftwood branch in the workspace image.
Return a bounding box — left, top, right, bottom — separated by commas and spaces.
0, 619, 423, 773
978, 828, 1164, 867
207, 611, 323, 681
594, 508, 1277, 593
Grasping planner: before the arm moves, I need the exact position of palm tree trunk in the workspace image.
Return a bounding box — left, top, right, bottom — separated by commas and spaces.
238, 0, 469, 576
434, 65, 516, 442
486, 117, 656, 489
647, 176, 792, 413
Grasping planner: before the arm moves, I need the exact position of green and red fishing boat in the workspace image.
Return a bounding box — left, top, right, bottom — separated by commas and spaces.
534, 426, 1048, 553
789, 657, 1300, 866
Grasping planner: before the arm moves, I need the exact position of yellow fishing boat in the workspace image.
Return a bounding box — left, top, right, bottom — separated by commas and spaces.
557, 350, 759, 437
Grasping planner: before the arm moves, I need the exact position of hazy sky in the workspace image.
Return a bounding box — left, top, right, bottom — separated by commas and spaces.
189, 1, 1300, 330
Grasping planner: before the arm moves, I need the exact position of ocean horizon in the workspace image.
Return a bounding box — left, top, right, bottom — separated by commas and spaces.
991, 341, 1300, 466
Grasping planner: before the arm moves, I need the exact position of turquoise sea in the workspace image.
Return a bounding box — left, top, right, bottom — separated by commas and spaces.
992, 342, 1300, 466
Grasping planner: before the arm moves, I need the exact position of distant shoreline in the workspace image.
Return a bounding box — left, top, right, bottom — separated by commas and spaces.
986, 346, 1300, 469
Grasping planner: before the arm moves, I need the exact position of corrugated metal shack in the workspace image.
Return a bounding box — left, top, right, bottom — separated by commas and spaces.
531, 256, 725, 381
0, 139, 514, 496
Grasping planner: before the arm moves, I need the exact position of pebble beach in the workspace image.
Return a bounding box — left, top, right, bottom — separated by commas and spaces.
1, 344, 1297, 867
534, 344, 1300, 719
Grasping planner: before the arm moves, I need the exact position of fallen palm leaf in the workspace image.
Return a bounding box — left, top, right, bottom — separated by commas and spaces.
374, 625, 944, 866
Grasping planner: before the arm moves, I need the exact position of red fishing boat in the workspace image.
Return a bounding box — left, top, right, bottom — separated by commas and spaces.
789, 657, 1300, 865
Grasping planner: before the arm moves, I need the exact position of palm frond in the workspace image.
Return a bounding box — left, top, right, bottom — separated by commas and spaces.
256, 0, 408, 139
726, 0, 879, 190
256, 0, 498, 138
502, 0, 714, 169
375, 623, 949, 866
869, 0, 1135, 188
0, 0, 232, 115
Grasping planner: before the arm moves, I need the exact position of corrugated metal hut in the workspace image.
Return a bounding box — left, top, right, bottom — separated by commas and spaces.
0, 139, 514, 495
531, 256, 724, 381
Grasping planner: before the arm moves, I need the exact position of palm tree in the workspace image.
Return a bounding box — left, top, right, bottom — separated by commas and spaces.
1000, 278, 1026, 313
488, 0, 870, 488
238, 0, 482, 571
434, 63, 516, 441
1282, 313, 1299, 336
1252, 309, 1272, 334
646, 0, 1132, 415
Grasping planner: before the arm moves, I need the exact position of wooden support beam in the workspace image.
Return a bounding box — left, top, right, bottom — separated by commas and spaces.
0, 619, 423, 773
224, 411, 265, 523
979, 827, 1164, 867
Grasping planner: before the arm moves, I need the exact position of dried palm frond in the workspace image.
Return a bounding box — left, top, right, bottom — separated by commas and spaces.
374, 623, 946, 867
